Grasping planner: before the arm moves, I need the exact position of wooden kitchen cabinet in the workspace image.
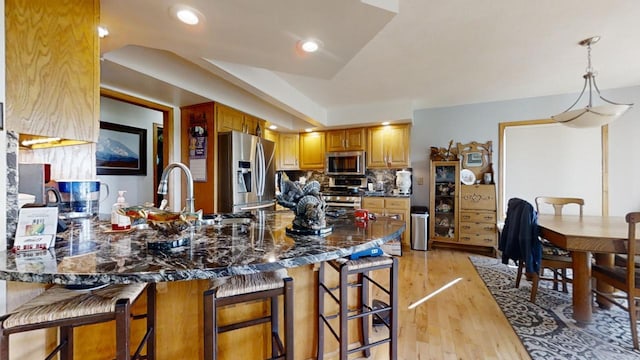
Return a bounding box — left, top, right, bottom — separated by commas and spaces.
366, 124, 410, 168
243, 114, 266, 137
278, 133, 300, 170
215, 103, 264, 135
326, 128, 366, 151
215, 103, 244, 133
299, 132, 326, 169
459, 184, 497, 253
5, 0, 100, 142
215, 103, 265, 136
362, 197, 410, 247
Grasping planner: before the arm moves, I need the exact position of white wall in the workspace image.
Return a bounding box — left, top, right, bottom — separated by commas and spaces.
503, 123, 602, 216
98, 96, 163, 214
411, 85, 640, 216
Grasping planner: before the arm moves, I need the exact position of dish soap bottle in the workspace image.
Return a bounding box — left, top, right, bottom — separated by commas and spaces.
111, 190, 131, 230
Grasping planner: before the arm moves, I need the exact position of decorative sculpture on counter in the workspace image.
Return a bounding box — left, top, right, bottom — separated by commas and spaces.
276, 179, 331, 235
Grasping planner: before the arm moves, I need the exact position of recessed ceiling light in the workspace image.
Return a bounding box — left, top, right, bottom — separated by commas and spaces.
177, 9, 198, 24
381, 121, 390, 126
170, 5, 203, 26
301, 40, 319, 53
268, 125, 278, 130
305, 128, 313, 132
97, 26, 109, 38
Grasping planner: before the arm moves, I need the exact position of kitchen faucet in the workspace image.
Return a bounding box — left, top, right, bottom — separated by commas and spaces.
157, 162, 195, 214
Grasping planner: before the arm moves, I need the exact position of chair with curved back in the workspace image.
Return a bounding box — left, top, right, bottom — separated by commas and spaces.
516, 196, 584, 302
591, 212, 640, 350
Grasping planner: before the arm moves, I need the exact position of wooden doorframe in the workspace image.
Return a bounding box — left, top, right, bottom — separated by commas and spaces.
498, 119, 609, 219
100, 88, 175, 204
153, 123, 164, 206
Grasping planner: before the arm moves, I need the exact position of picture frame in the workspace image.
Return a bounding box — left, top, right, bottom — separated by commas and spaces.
97, 122, 147, 175
465, 152, 484, 167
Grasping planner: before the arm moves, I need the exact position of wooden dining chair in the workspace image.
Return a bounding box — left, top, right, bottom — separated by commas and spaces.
516, 196, 584, 302
591, 212, 640, 350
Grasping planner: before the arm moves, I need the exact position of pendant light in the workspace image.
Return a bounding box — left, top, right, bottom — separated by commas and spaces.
552, 36, 633, 128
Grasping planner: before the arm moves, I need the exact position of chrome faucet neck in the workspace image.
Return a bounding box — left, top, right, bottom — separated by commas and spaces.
158, 162, 195, 214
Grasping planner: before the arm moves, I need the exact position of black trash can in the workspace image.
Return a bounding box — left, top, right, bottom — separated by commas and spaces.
410, 206, 429, 250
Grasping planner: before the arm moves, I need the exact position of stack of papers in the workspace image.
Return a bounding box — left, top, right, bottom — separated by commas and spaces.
13, 207, 58, 252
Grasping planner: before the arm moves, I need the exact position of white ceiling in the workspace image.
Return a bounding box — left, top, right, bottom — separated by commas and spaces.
99, 0, 640, 131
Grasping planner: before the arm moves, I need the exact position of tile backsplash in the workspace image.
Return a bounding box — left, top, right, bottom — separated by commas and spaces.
277, 168, 412, 194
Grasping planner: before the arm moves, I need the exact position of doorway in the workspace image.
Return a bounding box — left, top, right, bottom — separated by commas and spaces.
498, 119, 607, 218
100, 88, 174, 206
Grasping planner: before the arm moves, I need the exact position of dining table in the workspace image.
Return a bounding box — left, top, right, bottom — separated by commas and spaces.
537, 214, 631, 324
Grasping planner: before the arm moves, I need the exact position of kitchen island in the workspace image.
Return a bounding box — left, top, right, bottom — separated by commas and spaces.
0, 210, 405, 359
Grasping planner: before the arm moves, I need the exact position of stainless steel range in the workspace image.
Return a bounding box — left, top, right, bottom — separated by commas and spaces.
323, 177, 366, 209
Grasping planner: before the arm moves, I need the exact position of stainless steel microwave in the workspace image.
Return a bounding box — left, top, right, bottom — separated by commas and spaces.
325, 151, 366, 176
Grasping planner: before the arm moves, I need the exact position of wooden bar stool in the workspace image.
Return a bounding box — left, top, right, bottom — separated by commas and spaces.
0, 283, 156, 360
203, 271, 294, 360
317, 255, 398, 360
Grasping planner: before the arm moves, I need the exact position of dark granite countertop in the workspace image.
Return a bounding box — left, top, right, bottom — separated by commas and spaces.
0, 211, 405, 285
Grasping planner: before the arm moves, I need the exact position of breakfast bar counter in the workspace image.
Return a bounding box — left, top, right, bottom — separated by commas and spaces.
0, 211, 404, 284
0, 210, 405, 359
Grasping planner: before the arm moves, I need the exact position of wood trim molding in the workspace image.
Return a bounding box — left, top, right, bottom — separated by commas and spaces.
100, 88, 175, 205
100, 88, 174, 164
497, 119, 608, 219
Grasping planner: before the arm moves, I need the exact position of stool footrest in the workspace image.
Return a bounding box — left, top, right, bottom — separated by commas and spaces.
219, 315, 271, 334
348, 337, 392, 355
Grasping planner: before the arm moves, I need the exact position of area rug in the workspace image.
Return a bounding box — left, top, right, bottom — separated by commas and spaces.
469, 255, 640, 360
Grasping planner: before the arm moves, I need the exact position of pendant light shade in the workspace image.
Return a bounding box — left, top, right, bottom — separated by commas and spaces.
552, 36, 633, 128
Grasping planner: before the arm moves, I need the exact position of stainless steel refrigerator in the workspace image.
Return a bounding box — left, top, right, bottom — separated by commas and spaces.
218, 131, 276, 213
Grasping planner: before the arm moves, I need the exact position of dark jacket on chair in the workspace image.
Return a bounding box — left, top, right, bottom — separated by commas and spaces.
499, 198, 541, 274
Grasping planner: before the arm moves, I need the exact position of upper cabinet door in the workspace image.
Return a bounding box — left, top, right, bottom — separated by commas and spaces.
300, 132, 326, 169
366, 124, 410, 168
279, 133, 300, 170
5, 0, 100, 142
386, 125, 410, 167
326, 128, 365, 152
215, 103, 244, 133
366, 127, 387, 168
344, 128, 366, 151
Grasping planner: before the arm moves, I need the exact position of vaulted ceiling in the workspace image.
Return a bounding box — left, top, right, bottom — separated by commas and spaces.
100, 0, 640, 131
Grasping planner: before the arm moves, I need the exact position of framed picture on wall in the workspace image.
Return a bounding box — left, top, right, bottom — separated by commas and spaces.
97, 121, 147, 175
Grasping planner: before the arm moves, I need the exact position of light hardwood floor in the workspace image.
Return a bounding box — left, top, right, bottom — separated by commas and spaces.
361, 248, 531, 360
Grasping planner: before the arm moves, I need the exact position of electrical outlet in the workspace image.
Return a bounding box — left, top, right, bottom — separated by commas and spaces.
417, 177, 424, 185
